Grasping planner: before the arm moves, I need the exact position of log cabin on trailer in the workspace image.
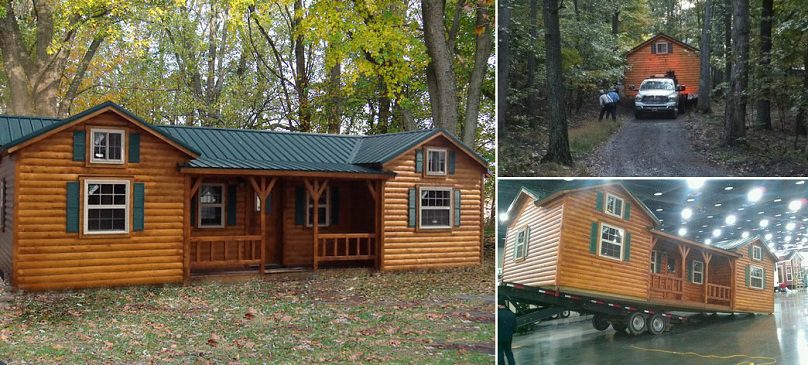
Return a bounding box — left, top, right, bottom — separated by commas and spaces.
624, 34, 699, 100
0, 102, 488, 291
501, 183, 776, 314
776, 252, 804, 289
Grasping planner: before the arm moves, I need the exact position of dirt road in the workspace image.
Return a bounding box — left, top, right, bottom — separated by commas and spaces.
588, 115, 730, 176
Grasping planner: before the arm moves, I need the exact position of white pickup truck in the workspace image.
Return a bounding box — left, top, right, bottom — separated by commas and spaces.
633, 78, 686, 119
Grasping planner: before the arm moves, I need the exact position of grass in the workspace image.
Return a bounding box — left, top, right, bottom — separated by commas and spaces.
525, 117, 624, 176
0, 257, 494, 364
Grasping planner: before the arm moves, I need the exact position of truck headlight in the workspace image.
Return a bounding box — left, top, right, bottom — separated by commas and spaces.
668, 95, 677, 102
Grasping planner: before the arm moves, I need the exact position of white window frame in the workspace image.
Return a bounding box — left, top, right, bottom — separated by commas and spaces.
605, 193, 624, 218
83, 179, 130, 235
752, 246, 762, 261
89, 128, 125, 164
198, 183, 225, 228
425, 147, 448, 176
750, 266, 764, 289
651, 250, 659, 273
655, 42, 669, 54
305, 188, 331, 227
786, 265, 793, 281
418, 186, 453, 229
513, 227, 528, 261
692, 260, 704, 285
598, 222, 624, 261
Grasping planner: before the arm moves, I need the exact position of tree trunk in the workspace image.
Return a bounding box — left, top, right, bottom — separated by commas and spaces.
697, 0, 712, 113
611, 10, 620, 35
497, 0, 511, 133
421, 0, 459, 134
526, 0, 539, 129
755, 0, 773, 130
377, 78, 391, 134
293, 0, 311, 131
724, 0, 732, 86
540, 0, 573, 165
462, 3, 494, 147
326, 60, 342, 134
723, 0, 749, 146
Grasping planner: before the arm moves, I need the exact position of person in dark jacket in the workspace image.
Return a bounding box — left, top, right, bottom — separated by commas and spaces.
607, 87, 620, 120
498, 300, 517, 365
598, 90, 613, 121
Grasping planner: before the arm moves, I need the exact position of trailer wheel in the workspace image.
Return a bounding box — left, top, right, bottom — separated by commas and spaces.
560, 310, 570, 318
626, 312, 647, 335
647, 314, 667, 335
592, 314, 610, 331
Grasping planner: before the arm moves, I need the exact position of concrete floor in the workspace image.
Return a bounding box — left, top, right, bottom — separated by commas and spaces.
511, 290, 808, 364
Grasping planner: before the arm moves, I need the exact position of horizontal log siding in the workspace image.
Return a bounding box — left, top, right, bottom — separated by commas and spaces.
501, 198, 562, 287
381, 136, 485, 270
733, 243, 775, 313
14, 112, 188, 290
624, 36, 700, 98
281, 179, 374, 267
0, 154, 15, 283
556, 186, 655, 301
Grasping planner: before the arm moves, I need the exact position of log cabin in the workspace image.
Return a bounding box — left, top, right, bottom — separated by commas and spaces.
0, 102, 488, 291
501, 183, 776, 314
776, 252, 804, 289
624, 34, 699, 100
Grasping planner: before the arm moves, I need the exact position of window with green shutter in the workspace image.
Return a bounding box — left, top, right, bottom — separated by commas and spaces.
129, 133, 140, 163
133, 183, 145, 231
73, 131, 86, 161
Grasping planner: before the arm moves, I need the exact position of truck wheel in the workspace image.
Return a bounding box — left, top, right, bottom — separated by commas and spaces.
592, 314, 610, 331
634, 111, 642, 120
670, 110, 677, 119
611, 322, 627, 334
647, 314, 667, 335
626, 312, 647, 335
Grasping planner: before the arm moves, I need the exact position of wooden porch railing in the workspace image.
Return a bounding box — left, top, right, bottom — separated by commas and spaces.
707, 283, 732, 303
190, 235, 262, 269
316, 233, 376, 264
649, 273, 683, 298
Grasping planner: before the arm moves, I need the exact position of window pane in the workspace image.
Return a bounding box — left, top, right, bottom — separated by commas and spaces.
421, 209, 450, 227
200, 185, 222, 204
600, 241, 621, 259
108, 133, 122, 160
421, 190, 450, 207
87, 208, 125, 232
200, 206, 222, 226
427, 150, 446, 173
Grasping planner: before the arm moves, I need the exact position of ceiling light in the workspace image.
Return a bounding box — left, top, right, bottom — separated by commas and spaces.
654, 192, 663, 196
681, 208, 693, 220
797, 181, 805, 185
747, 187, 764, 202
802, 238, 808, 244
786, 222, 796, 231
678, 227, 687, 236
705, 239, 712, 244
760, 219, 769, 228
725, 215, 737, 225
742, 231, 750, 238
714, 203, 722, 207
765, 233, 773, 240
738, 207, 745, 211
499, 212, 509, 222
774, 198, 782, 203
789, 200, 803, 212
713, 229, 722, 238
655, 208, 663, 212
687, 198, 695, 202
724, 186, 734, 190
758, 211, 764, 215
687, 178, 706, 189
785, 236, 792, 242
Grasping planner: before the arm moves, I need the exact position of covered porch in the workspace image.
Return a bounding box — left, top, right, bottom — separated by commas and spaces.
648, 231, 739, 309
180, 171, 386, 280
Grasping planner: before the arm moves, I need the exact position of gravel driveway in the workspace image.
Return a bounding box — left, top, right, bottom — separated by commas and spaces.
588, 115, 731, 177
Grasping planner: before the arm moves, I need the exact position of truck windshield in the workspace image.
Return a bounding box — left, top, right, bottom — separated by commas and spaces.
640, 81, 674, 91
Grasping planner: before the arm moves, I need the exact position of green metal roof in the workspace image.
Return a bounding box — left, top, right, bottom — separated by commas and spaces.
0, 102, 487, 174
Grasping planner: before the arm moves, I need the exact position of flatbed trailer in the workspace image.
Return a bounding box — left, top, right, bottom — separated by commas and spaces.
499, 282, 735, 336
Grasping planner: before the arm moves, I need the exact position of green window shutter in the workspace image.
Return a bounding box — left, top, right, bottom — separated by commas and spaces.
623, 202, 631, 220
745, 265, 750, 287
448, 151, 456, 174
524, 227, 531, 257
454, 190, 461, 227
227, 185, 237, 226
595, 192, 604, 212
687, 261, 692, 282
73, 131, 85, 161
133, 183, 145, 232
651, 44, 656, 54
129, 133, 140, 163
331, 187, 339, 225
295, 186, 305, 225
763, 268, 766, 289
191, 194, 197, 227
66, 181, 80, 233
623, 232, 632, 261
415, 149, 423, 173
748, 245, 752, 258
408, 188, 417, 228
589, 222, 598, 254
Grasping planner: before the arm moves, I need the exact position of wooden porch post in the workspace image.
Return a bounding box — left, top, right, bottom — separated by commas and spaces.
702, 251, 712, 303
304, 179, 328, 271
249, 176, 277, 275
185, 176, 203, 283
678, 244, 690, 300
366, 181, 380, 270
731, 257, 737, 310
647, 237, 658, 301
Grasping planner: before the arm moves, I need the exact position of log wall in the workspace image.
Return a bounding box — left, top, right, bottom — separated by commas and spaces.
733, 242, 775, 313
381, 136, 485, 270
0, 154, 15, 283
556, 186, 655, 301
501, 197, 562, 287
624, 35, 700, 98
14, 111, 189, 290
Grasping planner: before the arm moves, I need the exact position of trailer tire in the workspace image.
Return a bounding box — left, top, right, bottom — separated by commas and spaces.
626, 312, 647, 335
560, 310, 570, 318
647, 314, 667, 335
611, 322, 627, 334
592, 314, 610, 331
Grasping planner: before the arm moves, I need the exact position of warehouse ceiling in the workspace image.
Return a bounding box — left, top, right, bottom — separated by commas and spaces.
498, 179, 808, 258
